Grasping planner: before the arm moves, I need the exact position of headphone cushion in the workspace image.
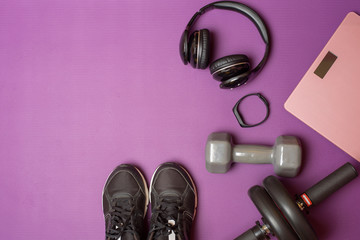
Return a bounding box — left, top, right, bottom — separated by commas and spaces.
198, 29, 210, 69
179, 30, 189, 65
210, 54, 249, 74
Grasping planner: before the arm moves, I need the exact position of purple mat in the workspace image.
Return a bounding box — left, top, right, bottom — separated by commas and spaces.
0, 0, 359, 239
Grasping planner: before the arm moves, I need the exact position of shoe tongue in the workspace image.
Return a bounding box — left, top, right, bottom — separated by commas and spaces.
118, 232, 137, 240
106, 233, 137, 240
154, 233, 177, 240
109, 195, 137, 240
152, 219, 178, 240
154, 236, 176, 240
153, 194, 182, 240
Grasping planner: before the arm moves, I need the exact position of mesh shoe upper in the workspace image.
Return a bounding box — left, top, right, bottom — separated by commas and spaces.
148, 162, 197, 240
103, 164, 149, 240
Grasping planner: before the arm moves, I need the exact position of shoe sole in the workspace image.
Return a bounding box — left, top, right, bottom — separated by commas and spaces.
102, 164, 149, 218
149, 162, 198, 220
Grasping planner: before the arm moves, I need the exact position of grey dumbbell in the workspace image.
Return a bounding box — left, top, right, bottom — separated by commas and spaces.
205, 132, 302, 177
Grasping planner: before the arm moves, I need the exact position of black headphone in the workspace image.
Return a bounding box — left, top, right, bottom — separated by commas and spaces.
179, 1, 270, 89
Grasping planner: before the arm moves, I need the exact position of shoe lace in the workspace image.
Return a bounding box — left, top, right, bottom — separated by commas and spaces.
106, 198, 136, 239
150, 196, 183, 238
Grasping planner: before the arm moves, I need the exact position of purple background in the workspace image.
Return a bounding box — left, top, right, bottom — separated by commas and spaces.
0, 0, 359, 239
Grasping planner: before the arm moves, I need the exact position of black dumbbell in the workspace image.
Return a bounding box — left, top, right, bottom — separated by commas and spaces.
234, 162, 358, 240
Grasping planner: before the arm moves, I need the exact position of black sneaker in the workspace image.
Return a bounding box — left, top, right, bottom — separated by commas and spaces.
148, 162, 198, 240
103, 164, 149, 240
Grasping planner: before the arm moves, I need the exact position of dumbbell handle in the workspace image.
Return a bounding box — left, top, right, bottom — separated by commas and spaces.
233, 145, 273, 164
299, 162, 358, 208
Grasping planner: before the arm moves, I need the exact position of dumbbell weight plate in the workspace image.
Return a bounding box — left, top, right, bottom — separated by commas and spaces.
263, 176, 317, 240
248, 186, 298, 240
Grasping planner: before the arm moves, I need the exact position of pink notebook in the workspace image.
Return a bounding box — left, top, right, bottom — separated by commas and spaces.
285, 12, 360, 162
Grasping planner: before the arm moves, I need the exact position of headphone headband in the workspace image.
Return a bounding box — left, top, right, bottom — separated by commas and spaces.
187, 1, 269, 44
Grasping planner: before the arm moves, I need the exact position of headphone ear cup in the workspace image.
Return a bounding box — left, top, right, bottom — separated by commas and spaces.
210, 54, 251, 81
198, 29, 210, 69
189, 29, 210, 69
220, 71, 251, 89
179, 30, 189, 65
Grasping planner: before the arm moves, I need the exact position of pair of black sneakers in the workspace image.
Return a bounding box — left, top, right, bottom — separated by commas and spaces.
103, 162, 198, 240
